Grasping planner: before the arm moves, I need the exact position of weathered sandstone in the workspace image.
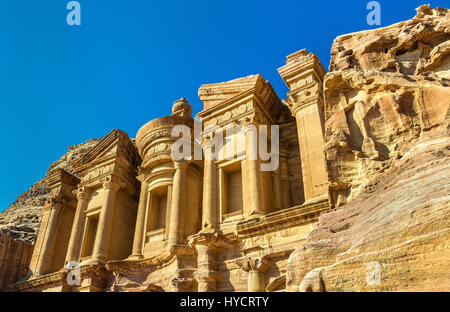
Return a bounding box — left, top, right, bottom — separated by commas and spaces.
287, 5, 450, 292
0, 4, 449, 292
0, 230, 33, 290
325, 5, 449, 207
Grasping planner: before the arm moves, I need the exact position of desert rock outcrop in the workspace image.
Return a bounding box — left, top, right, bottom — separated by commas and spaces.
287, 5, 450, 292
0, 230, 33, 290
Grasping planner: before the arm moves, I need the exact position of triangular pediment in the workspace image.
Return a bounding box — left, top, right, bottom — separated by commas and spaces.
197, 74, 284, 124
73, 129, 140, 173
198, 74, 262, 110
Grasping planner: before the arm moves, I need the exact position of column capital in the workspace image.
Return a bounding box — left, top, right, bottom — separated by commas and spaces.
75, 186, 91, 200
171, 277, 195, 292
240, 256, 270, 273
43, 194, 67, 211
45, 194, 62, 205
278, 49, 326, 91
188, 229, 221, 250
278, 49, 326, 116
137, 166, 148, 180
136, 174, 148, 183
173, 160, 189, 170
201, 136, 213, 151
241, 118, 261, 131
101, 176, 124, 191
285, 91, 324, 116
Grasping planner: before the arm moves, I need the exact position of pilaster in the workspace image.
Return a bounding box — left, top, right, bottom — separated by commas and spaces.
278, 49, 329, 202
188, 230, 221, 292
91, 176, 123, 263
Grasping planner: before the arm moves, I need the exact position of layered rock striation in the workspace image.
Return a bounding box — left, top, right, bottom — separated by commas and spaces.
287, 5, 450, 292
0, 230, 34, 290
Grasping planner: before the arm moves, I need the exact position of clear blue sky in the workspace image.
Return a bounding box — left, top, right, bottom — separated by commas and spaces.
0, 0, 444, 211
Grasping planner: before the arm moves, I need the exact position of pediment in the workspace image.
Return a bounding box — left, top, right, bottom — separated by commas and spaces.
197, 74, 284, 124
73, 129, 140, 173
198, 74, 262, 110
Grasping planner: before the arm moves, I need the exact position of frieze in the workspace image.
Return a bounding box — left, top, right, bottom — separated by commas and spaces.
236, 199, 329, 238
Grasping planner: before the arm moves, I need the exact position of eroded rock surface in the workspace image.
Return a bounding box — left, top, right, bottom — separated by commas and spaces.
325, 5, 450, 206
288, 5, 450, 292
0, 230, 33, 290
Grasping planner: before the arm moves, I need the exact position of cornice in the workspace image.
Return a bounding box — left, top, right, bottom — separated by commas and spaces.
46, 168, 80, 190
197, 76, 283, 127
278, 51, 326, 88
73, 129, 140, 174
236, 199, 330, 238
7, 271, 64, 292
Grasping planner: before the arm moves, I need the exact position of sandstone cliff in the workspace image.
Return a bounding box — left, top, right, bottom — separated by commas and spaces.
0, 139, 101, 242
0, 230, 33, 290
287, 5, 450, 291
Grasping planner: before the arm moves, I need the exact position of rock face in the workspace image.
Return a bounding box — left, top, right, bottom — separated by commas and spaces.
329, 5, 450, 77
0, 230, 34, 290
325, 5, 450, 207
0, 139, 101, 242
287, 5, 450, 292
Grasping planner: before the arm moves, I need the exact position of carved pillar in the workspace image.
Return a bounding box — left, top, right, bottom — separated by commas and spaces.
202, 139, 217, 229
34, 198, 61, 275
271, 166, 282, 210
278, 49, 329, 202
131, 175, 149, 259
91, 178, 121, 263
168, 161, 188, 247
189, 230, 219, 292
243, 122, 264, 216
279, 149, 292, 209
165, 185, 173, 241
65, 187, 91, 264
242, 257, 269, 292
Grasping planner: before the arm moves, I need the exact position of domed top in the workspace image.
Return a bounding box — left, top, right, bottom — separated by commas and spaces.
172, 97, 192, 117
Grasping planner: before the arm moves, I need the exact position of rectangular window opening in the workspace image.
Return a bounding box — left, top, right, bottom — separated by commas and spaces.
81, 213, 99, 258
224, 163, 243, 216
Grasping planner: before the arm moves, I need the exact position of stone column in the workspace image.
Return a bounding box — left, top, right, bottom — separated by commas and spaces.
34, 199, 61, 275
202, 139, 217, 229
189, 230, 219, 292
278, 49, 329, 202
279, 152, 292, 209
242, 256, 269, 292
91, 178, 121, 263
271, 166, 282, 210
168, 161, 187, 247
243, 122, 264, 216
130, 177, 149, 259
65, 187, 91, 264
165, 185, 173, 241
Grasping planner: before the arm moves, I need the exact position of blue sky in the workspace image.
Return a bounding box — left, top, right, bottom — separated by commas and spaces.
0, 0, 445, 211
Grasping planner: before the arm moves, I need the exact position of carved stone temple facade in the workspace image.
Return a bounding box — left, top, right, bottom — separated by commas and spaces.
8, 49, 331, 292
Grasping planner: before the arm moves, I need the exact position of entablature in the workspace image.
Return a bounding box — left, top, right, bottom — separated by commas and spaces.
235, 199, 330, 238
197, 74, 283, 128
